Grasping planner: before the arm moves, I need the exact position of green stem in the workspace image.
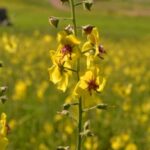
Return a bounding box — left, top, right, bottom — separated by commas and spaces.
83, 105, 97, 112
69, 0, 77, 36
78, 96, 82, 150
69, 0, 82, 150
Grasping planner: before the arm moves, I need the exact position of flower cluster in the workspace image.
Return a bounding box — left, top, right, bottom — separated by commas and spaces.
48, 26, 106, 96
48, 0, 107, 149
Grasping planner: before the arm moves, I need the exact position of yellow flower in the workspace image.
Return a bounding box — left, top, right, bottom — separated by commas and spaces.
39, 143, 49, 150
48, 51, 72, 92
84, 137, 99, 150
82, 27, 106, 68
43, 122, 53, 135
42, 34, 52, 43
111, 136, 123, 150
2, 33, 18, 53
74, 67, 106, 96
0, 113, 8, 150
65, 125, 73, 135
56, 31, 80, 61
36, 81, 48, 101
13, 80, 27, 100
125, 143, 138, 150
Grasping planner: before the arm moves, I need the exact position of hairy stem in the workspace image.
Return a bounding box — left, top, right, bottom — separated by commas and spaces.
78, 96, 82, 150
69, 0, 82, 149
69, 0, 77, 36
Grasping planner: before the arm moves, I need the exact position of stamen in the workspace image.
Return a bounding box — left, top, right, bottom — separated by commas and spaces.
87, 78, 99, 95
61, 44, 72, 59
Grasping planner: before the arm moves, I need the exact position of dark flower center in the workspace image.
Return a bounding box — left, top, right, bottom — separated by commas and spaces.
87, 79, 99, 95
61, 44, 72, 59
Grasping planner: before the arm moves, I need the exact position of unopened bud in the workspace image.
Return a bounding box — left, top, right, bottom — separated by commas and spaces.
49, 16, 59, 28
0, 95, 7, 104
82, 25, 94, 34
83, 0, 93, 11
97, 104, 108, 110
0, 86, 7, 94
99, 45, 106, 54
81, 129, 94, 137
86, 129, 94, 137
84, 120, 90, 130
63, 103, 71, 110
65, 24, 74, 34
57, 146, 70, 150
0, 61, 3, 67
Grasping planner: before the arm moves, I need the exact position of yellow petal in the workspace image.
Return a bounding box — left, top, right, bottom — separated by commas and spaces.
0, 113, 7, 136
66, 35, 80, 46
57, 31, 67, 43
79, 80, 88, 90
57, 74, 68, 92
73, 82, 84, 97
88, 27, 100, 45
81, 70, 93, 81
48, 66, 62, 84
82, 41, 93, 53
0, 137, 8, 150
86, 55, 94, 69
98, 78, 106, 92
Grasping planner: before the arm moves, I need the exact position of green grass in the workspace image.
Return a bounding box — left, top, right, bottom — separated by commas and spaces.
0, 0, 150, 40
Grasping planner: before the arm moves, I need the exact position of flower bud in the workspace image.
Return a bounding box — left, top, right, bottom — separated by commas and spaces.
97, 104, 108, 110
82, 25, 94, 34
57, 146, 70, 150
84, 120, 90, 130
83, 0, 93, 11
49, 16, 59, 28
0, 61, 3, 67
63, 103, 71, 110
0, 95, 7, 104
0, 86, 7, 94
86, 129, 94, 137
65, 24, 74, 34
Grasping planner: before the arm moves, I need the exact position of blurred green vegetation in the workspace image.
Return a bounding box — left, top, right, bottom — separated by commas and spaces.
0, 0, 150, 40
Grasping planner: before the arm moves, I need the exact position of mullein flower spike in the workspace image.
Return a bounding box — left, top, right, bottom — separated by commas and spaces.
48, 0, 107, 149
